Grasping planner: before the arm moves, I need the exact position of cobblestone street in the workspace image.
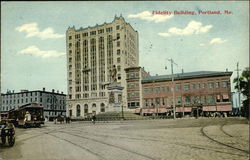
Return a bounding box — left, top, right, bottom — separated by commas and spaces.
0, 118, 249, 160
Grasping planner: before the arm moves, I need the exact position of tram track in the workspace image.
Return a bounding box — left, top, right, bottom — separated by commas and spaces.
70, 128, 248, 158
201, 125, 249, 155
55, 130, 157, 160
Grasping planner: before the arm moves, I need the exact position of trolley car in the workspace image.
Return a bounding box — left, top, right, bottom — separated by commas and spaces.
9, 103, 45, 128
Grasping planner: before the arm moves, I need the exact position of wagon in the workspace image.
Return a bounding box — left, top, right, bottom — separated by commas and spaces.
0, 115, 15, 147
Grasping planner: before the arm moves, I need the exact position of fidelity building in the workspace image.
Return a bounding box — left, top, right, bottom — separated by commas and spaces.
66, 15, 139, 117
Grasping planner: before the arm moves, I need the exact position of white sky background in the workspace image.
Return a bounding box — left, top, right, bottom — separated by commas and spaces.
1, 1, 249, 94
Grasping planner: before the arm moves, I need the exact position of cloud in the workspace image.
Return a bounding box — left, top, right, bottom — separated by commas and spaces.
15, 23, 64, 40
18, 46, 65, 58
158, 20, 213, 37
128, 11, 173, 23
210, 38, 227, 44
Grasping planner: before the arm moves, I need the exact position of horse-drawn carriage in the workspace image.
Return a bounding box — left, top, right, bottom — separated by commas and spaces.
0, 112, 15, 147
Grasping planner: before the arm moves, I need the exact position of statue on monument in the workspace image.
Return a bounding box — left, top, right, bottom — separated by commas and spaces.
111, 65, 117, 83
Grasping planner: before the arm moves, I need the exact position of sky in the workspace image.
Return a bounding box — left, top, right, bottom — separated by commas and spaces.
1, 1, 249, 94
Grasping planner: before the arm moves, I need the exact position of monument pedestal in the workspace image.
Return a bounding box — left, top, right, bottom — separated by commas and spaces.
106, 82, 124, 112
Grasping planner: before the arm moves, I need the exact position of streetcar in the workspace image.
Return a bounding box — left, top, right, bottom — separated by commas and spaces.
9, 103, 45, 128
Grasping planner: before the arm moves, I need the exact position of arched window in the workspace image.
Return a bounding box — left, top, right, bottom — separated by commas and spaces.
100, 103, 105, 112
76, 105, 81, 117
84, 104, 88, 115
92, 103, 96, 108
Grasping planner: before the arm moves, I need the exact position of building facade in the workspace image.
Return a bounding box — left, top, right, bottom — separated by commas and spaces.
66, 15, 139, 117
0, 88, 66, 120
125, 67, 150, 109
140, 71, 233, 116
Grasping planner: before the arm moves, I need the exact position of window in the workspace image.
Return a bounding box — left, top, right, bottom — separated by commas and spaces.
69, 36, 72, 40
162, 98, 165, 105
207, 95, 215, 103
208, 82, 214, 88
98, 29, 104, 34
117, 49, 120, 55
176, 85, 181, 91
202, 83, 206, 88
176, 97, 182, 105
151, 99, 154, 106
184, 84, 190, 91
76, 105, 81, 117
106, 27, 113, 33
117, 57, 121, 63
116, 25, 120, 30
82, 32, 88, 37
90, 31, 96, 35
185, 96, 191, 105
117, 41, 120, 47
145, 99, 149, 106
215, 82, 220, 88
222, 81, 227, 88
161, 87, 165, 92
166, 86, 170, 92
116, 33, 120, 40
75, 34, 80, 39
117, 65, 121, 71
144, 88, 149, 93
192, 84, 196, 89
156, 98, 160, 105
100, 103, 105, 112
69, 58, 72, 63
155, 87, 160, 93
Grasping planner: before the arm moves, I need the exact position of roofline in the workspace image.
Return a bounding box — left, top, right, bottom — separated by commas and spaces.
142, 71, 233, 84
2, 90, 66, 96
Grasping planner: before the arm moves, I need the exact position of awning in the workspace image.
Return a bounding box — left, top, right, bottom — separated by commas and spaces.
203, 106, 217, 111
175, 107, 192, 112
203, 105, 232, 111
143, 109, 154, 114
142, 108, 168, 113
217, 105, 232, 111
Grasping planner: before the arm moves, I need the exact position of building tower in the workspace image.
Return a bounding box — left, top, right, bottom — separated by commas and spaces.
66, 15, 139, 117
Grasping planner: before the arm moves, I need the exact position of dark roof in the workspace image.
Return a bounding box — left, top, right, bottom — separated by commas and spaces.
2, 90, 66, 96
142, 71, 232, 83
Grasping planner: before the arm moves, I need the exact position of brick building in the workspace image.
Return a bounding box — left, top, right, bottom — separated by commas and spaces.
137, 71, 232, 116
125, 67, 150, 109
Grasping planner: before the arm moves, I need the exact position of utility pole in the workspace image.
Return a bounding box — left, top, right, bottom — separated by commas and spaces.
169, 58, 176, 119
236, 62, 241, 114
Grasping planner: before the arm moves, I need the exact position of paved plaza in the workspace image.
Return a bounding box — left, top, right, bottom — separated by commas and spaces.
0, 118, 249, 160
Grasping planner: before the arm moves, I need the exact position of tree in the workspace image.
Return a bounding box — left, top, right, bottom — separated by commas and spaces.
233, 67, 250, 118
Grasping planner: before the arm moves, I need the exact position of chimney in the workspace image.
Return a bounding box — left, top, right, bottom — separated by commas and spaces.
52, 89, 55, 93
57, 90, 59, 93
61, 92, 64, 94
226, 68, 228, 72
182, 69, 184, 74
156, 74, 158, 76
43, 88, 45, 91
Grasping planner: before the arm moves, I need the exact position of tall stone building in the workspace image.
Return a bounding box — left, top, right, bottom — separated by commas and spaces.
66, 15, 139, 117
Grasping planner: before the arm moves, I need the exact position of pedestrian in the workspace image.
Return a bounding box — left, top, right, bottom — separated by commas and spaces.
92, 114, 96, 124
